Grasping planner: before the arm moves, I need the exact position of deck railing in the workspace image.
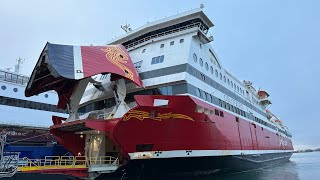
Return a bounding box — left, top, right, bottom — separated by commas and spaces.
0, 70, 29, 85
124, 22, 213, 50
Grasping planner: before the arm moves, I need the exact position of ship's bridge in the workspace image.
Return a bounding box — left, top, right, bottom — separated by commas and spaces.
109, 8, 214, 50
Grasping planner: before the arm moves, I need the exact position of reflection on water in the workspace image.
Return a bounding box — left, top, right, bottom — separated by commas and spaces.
164, 152, 320, 180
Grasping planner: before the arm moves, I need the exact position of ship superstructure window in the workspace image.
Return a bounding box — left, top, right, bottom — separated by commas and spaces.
227, 79, 230, 85
134, 60, 143, 68
196, 88, 201, 98
180, 39, 184, 43
200, 44, 202, 49
151, 55, 164, 64
142, 49, 146, 53
219, 73, 222, 80
231, 81, 233, 88
205, 62, 209, 71
210, 66, 213, 74
193, 53, 197, 63
159, 86, 173, 95
199, 58, 203, 67
170, 41, 174, 46
215, 70, 218, 77
160, 44, 164, 48
223, 76, 226, 83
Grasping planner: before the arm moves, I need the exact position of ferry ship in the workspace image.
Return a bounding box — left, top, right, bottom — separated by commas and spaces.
23, 6, 293, 179
0, 59, 68, 159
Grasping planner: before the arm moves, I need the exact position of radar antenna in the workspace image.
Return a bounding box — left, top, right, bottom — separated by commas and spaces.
121, 21, 132, 33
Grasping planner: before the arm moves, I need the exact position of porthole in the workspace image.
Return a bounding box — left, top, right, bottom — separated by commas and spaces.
205, 62, 209, 70
45, 94, 49, 98
199, 58, 203, 67
13, 88, 18, 92
1, 85, 6, 90
193, 53, 197, 63
210, 66, 213, 74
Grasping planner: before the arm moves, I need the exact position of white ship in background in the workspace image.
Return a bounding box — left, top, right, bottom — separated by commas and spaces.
0, 59, 67, 158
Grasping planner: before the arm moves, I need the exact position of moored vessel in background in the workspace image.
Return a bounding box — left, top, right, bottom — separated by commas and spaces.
23, 5, 293, 179
0, 59, 68, 159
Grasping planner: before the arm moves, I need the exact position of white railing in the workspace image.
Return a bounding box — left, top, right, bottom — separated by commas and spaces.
124, 22, 212, 49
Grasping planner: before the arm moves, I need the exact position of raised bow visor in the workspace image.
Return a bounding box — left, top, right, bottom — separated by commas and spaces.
25, 42, 143, 109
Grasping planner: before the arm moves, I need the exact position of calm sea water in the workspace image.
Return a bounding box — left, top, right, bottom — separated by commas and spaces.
193, 151, 320, 180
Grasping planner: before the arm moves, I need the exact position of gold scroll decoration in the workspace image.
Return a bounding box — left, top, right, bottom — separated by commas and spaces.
101, 46, 134, 81
123, 110, 194, 122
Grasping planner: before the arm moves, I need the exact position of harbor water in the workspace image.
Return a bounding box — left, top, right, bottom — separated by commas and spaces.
186, 151, 320, 180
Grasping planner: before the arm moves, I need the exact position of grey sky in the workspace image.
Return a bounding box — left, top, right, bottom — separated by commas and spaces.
0, 0, 319, 149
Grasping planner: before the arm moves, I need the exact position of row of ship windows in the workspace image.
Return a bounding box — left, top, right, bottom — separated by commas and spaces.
196, 88, 247, 118
0, 96, 66, 113
1, 85, 49, 98
193, 53, 246, 96
141, 39, 184, 54
195, 88, 291, 137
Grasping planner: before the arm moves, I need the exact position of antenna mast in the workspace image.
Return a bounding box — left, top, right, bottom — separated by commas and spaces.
121, 21, 132, 33
14, 57, 24, 74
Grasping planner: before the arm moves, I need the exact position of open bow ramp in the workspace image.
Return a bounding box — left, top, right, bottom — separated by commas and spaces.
25, 42, 143, 109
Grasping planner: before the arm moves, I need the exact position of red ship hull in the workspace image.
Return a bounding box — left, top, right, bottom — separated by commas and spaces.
50, 95, 293, 178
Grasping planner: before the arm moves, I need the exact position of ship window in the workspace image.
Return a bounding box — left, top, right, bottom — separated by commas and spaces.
218, 99, 222, 107
223, 76, 226, 83
204, 108, 209, 115
210, 95, 213, 103
210, 66, 213, 74
151, 55, 164, 64
160, 44, 164, 48
231, 81, 233, 88
193, 53, 197, 63
215, 109, 219, 116
201, 91, 206, 100
170, 41, 174, 46
219, 111, 224, 117
237, 86, 239, 92
13, 88, 18, 92
180, 39, 184, 43
196, 88, 201, 98
215, 70, 218, 77
134, 60, 143, 68
236, 117, 239, 122
199, 58, 203, 67
200, 44, 202, 49
1, 85, 6, 90
234, 85, 236, 90
196, 105, 203, 113
210, 110, 214, 115
227, 79, 230, 85
230, 105, 234, 112
219, 73, 222, 80
205, 62, 209, 71
142, 48, 146, 53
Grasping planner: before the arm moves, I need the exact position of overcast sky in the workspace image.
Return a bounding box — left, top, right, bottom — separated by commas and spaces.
1, 0, 319, 149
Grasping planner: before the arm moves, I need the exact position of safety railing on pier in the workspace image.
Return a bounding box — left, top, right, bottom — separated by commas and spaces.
18, 155, 119, 172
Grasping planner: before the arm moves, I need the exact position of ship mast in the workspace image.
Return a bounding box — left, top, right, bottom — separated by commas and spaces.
14, 57, 24, 74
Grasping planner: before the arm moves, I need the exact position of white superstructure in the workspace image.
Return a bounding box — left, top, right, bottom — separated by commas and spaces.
78, 7, 291, 138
